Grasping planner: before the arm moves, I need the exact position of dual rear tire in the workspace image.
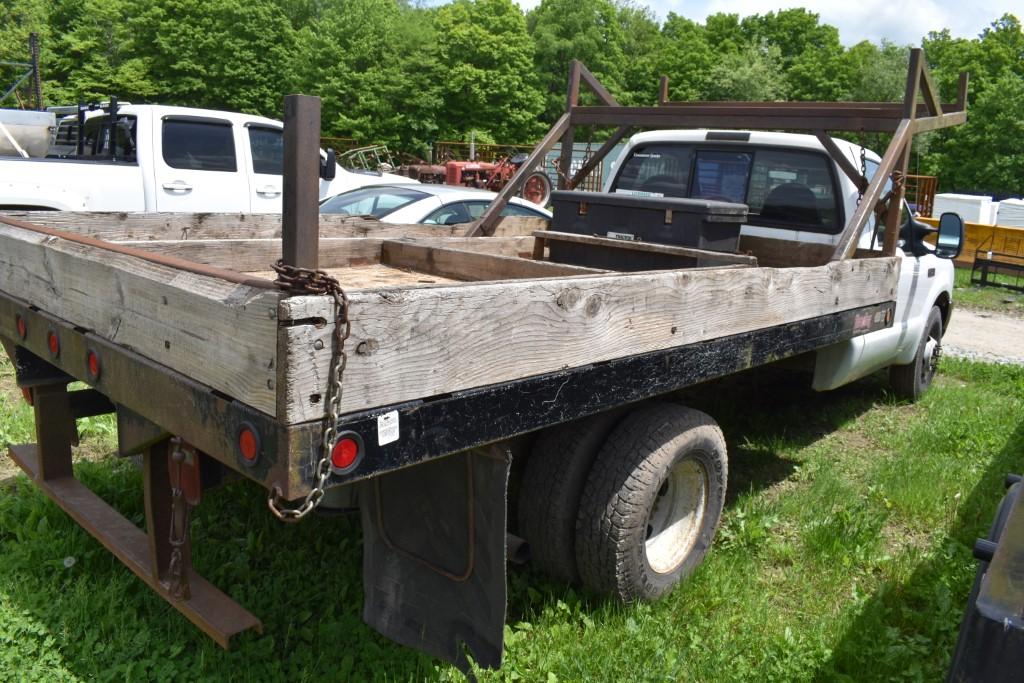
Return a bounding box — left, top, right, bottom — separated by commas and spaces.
519, 403, 727, 601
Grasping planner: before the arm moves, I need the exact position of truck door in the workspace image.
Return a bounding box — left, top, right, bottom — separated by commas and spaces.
153, 116, 251, 212
245, 124, 284, 213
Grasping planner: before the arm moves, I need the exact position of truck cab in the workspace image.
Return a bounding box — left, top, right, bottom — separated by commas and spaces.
0, 104, 415, 212
604, 129, 958, 399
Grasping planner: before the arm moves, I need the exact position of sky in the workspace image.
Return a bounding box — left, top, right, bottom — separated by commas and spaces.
513, 0, 1020, 45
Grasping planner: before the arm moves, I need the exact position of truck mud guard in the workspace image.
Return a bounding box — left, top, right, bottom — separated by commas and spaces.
360, 446, 511, 671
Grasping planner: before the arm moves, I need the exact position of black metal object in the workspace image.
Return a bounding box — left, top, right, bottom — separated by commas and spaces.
282, 94, 321, 270
0, 33, 41, 107
970, 254, 1024, 293
548, 190, 747, 271
325, 301, 895, 486
360, 446, 510, 671
947, 480, 1024, 682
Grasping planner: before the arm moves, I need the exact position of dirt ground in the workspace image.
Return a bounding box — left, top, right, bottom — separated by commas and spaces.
944, 308, 1024, 365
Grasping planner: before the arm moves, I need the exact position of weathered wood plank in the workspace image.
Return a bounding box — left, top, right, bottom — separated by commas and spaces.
381, 242, 606, 281
538, 230, 758, 266
0, 212, 546, 241
111, 236, 537, 272
0, 222, 281, 415
279, 257, 900, 422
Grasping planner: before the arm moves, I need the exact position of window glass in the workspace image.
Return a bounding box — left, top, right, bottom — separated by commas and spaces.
248, 127, 283, 175
610, 144, 693, 197
425, 202, 472, 225
692, 150, 752, 203
499, 202, 547, 218
162, 120, 237, 172
746, 149, 838, 231
77, 115, 137, 161
320, 186, 428, 218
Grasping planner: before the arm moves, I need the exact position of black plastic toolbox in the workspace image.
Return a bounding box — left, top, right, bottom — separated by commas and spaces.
548, 191, 748, 271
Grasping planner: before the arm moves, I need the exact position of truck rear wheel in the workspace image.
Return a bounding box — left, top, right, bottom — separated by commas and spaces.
890, 305, 943, 402
518, 409, 627, 582
574, 403, 727, 601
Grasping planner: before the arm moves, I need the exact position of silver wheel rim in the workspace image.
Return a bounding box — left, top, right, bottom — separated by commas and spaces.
644, 458, 708, 574
922, 335, 940, 383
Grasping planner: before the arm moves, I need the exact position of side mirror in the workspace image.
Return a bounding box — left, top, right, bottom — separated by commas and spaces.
320, 148, 337, 181
935, 212, 964, 260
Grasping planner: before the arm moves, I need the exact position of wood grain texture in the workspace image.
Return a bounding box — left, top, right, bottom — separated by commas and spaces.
0, 211, 547, 241
381, 242, 606, 281
538, 230, 757, 266
279, 256, 900, 421
0, 222, 281, 415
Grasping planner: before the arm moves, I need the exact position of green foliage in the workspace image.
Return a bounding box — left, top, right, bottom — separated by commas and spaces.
0, 2, 1020, 196
705, 41, 787, 101
528, 0, 627, 118
433, 0, 545, 143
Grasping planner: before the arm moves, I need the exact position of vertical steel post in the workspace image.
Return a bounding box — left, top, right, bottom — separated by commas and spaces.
282, 94, 321, 270
883, 49, 922, 256
558, 61, 581, 190
32, 383, 75, 480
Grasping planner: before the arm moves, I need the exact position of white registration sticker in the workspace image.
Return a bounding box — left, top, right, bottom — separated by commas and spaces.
607, 231, 637, 241
377, 410, 399, 446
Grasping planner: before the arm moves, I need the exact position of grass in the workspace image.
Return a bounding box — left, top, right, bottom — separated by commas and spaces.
953, 266, 1024, 316
1, 352, 1023, 681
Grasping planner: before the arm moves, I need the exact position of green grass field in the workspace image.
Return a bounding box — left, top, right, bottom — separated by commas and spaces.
1, 351, 1022, 681
953, 267, 1024, 316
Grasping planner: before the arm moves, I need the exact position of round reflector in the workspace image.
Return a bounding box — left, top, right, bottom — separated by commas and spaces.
15, 315, 27, 340
86, 350, 101, 381
238, 426, 260, 463
47, 330, 59, 357
330, 436, 360, 473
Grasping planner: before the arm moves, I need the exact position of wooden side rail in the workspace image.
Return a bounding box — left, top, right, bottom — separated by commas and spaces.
533, 230, 758, 268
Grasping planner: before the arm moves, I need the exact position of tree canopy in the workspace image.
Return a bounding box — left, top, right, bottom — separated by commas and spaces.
0, 1, 1020, 196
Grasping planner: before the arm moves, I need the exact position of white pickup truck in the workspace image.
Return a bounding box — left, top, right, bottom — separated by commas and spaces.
605, 129, 961, 400
0, 104, 413, 212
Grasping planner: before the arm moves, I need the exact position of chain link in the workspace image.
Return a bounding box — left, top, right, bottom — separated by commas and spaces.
267, 260, 351, 522
167, 438, 191, 599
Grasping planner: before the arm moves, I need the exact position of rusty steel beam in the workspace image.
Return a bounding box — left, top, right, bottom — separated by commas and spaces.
282, 94, 321, 270
558, 62, 582, 191
7, 443, 262, 648
577, 62, 619, 107
572, 107, 912, 132
814, 131, 868, 194
569, 125, 632, 190
466, 113, 571, 237
831, 119, 913, 260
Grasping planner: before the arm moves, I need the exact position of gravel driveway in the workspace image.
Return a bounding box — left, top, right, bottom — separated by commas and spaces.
944, 308, 1024, 365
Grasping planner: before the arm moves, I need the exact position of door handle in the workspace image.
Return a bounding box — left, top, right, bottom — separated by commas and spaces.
162, 181, 193, 192
256, 186, 281, 197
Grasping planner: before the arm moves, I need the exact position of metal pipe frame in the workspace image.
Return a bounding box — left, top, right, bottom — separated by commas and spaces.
470, 49, 968, 248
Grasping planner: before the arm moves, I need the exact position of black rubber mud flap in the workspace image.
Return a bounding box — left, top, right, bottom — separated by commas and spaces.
360, 445, 510, 672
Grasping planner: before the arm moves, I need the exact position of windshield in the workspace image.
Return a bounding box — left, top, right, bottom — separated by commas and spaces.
319, 186, 428, 218
611, 142, 842, 234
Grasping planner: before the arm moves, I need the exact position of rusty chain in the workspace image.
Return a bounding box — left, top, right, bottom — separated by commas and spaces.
267, 260, 351, 522
167, 438, 191, 599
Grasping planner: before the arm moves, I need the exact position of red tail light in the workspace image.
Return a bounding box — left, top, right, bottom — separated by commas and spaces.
237, 424, 260, 464
330, 433, 363, 474
15, 315, 27, 340
86, 350, 101, 381
47, 330, 59, 357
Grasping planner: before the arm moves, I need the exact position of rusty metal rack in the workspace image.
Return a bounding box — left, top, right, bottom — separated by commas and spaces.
469, 48, 968, 265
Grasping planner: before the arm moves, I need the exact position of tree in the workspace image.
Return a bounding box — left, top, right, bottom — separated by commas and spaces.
128, 0, 295, 115
432, 0, 545, 142
921, 71, 1024, 196
841, 40, 909, 102
705, 41, 786, 101
528, 0, 628, 119
653, 14, 713, 101
615, 0, 662, 105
